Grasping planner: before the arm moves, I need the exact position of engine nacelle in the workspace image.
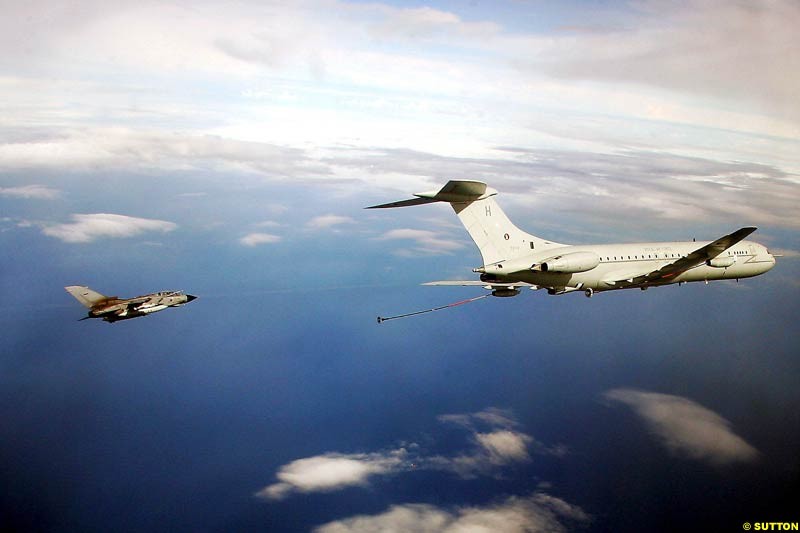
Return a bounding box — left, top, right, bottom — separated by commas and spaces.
534, 251, 600, 273
707, 256, 735, 268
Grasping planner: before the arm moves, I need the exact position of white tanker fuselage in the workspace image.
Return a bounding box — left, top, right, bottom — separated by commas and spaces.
482, 240, 775, 292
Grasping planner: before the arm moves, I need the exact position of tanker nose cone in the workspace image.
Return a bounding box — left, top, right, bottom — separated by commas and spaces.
186, 294, 197, 302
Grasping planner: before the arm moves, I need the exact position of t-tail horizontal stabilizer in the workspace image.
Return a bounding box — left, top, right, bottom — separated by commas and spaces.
366, 180, 496, 209
367, 180, 559, 267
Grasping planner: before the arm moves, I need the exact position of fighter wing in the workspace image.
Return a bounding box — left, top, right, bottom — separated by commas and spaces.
608, 227, 757, 287
123, 296, 151, 306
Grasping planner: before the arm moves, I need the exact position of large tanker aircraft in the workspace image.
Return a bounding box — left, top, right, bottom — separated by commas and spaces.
368, 180, 775, 316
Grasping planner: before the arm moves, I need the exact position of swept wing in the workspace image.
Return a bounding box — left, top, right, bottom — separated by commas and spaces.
606, 227, 757, 287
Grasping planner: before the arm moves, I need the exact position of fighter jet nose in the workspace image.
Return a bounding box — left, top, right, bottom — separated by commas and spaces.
186, 294, 198, 302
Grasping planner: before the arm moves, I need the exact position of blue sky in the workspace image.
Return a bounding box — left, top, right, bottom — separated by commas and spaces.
1, 1, 799, 531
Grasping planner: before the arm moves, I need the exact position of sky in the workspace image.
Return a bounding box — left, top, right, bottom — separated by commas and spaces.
1, 0, 799, 531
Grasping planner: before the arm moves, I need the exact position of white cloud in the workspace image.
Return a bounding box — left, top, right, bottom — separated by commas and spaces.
314, 493, 590, 533
434, 408, 563, 478
42, 213, 176, 243
255, 450, 407, 501
0, 184, 60, 199
239, 232, 282, 247
438, 407, 519, 431
473, 408, 521, 429
475, 430, 532, 465
0, 128, 325, 177
376, 228, 465, 256
306, 214, 355, 230
604, 388, 759, 465
256, 408, 561, 502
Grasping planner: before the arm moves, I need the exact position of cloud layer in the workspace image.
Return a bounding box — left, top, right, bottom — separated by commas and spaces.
1, 0, 797, 246
43, 214, 177, 243
533, 0, 800, 125
604, 388, 759, 465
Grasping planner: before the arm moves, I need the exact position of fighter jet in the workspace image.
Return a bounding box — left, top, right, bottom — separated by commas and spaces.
65, 285, 197, 323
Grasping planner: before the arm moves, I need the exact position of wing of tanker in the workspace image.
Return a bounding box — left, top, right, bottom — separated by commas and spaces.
607, 227, 758, 287
423, 280, 540, 290
424, 280, 541, 298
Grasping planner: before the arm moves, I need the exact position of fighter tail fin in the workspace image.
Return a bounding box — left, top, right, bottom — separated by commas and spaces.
64, 286, 113, 309
368, 180, 561, 266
